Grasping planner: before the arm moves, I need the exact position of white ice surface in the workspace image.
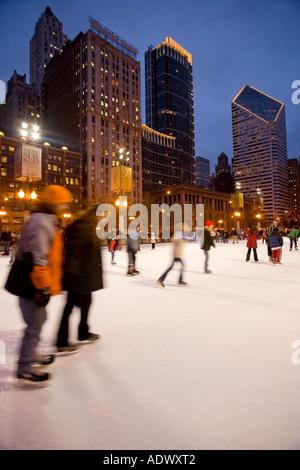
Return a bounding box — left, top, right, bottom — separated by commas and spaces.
0, 239, 300, 450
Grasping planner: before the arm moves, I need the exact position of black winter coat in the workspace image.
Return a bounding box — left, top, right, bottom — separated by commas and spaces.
202, 228, 215, 251
62, 216, 103, 294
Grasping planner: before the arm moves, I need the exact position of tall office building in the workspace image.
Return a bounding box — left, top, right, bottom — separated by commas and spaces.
288, 158, 300, 213
30, 6, 67, 97
44, 18, 142, 204
232, 84, 289, 221
0, 71, 41, 138
142, 124, 178, 191
145, 37, 195, 187
214, 152, 234, 193
195, 156, 210, 188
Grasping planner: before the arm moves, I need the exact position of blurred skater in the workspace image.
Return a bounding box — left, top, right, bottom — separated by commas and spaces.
56, 206, 103, 352
246, 226, 259, 262
202, 220, 215, 273
150, 233, 156, 250
157, 225, 194, 288
288, 226, 299, 251
5, 185, 72, 383
1, 227, 11, 256
127, 227, 140, 275
110, 233, 122, 264
265, 221, 277, 262
268, 225, 283, 265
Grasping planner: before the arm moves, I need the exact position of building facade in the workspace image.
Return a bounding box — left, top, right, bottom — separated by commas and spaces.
288, 158, 300, 214
142, 124, 178, 191
144, 184, 254, 234
0, 132, 82, 233
30, 6, 67, 97
195, 156, 210, 188
145, 37, 195, 187
232, 84, 290, 222
213, 152, 234, 193
0, 71, 41, 139
44, 19, 142, 205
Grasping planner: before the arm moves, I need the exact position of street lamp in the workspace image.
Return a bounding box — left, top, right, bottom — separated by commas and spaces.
18, 187, 38, 214
117, 148, 130, 167
256, 213, 262, 230
234, 211, 241, 233
20, 122, 40, 142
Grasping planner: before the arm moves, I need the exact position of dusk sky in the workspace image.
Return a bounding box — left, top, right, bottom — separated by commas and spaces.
0, 0, 299, 170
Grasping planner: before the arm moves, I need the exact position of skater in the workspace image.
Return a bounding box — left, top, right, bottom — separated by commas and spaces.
1, 227, 11, 256
127, 227, 140, 275
202, 220, 215, 273
265, 221, 277, 262
231, 228, 238, 243
5, 185, 72, 383
157, 225, 194, 287
110, 233, 122, 264
246, 226, 259, 262
56, 206, 103, 353
9, 231, 21, 264
288, 226, 299, 251
268, 225, 283, 264
150, 233, 156, 250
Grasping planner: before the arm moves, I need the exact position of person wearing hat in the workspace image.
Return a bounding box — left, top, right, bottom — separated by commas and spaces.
5, 185, 72, 383
201, 221, 215, 274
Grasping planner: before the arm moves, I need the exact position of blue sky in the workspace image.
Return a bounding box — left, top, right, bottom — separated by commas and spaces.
0, 0, 299, 170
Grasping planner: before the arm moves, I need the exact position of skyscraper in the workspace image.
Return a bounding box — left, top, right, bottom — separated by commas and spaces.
0, 70, 41, 138
30, 6, 67, 97
195, 156, 210, 188
44, 18, 142, 204
145, 37, 195, 186
142, 124, 178, 191
232, 84, 289, 221
288, 158, 300, 214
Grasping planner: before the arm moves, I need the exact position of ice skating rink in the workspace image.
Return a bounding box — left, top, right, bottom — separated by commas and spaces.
0, 239, 300, 450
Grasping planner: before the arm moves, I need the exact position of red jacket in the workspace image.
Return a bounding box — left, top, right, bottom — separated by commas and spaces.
247, 232, 258, 249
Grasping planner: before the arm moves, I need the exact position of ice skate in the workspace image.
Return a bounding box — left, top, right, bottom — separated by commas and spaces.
16, 370, 50, 383
56, 344, 79, 355
33, 354, 55, 367
78, 333, 101, 344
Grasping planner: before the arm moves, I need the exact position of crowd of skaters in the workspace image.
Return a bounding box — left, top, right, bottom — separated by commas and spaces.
1, 188, 299, 384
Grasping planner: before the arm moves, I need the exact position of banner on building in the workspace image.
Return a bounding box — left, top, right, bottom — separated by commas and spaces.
253, 197, 264, 211
111, 166, 132, 192
14, 144, 42, 181
230, 192, 244, 208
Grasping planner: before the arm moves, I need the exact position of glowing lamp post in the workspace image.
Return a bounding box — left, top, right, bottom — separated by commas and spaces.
256, 213, 262, 230
234, 211, 241, 233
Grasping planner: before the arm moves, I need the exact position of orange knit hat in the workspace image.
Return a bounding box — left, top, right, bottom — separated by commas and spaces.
41, 185, 73, 204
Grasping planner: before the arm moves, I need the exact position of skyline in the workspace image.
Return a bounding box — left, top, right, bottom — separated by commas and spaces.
0, 0, 299, 169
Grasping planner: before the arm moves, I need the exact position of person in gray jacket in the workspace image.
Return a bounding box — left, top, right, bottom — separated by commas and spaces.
5, 185, 72, 383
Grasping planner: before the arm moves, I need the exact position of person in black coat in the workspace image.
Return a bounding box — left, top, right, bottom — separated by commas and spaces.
201, 221, 215, 274
1, 227, 11, 255
56, 207, 103, 352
